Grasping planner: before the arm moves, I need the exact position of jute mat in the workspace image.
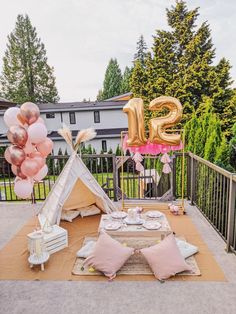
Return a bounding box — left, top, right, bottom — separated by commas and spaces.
0, 211, 226, 281
72, 236, 201, 276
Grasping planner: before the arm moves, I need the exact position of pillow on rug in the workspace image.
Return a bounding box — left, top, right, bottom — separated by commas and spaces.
83, 232, 134, 280
61, 210, 80, 222
140, 233, 192, 281
80, 205, 101, 218
76, 241, 96, 258
176, 238, 198, 259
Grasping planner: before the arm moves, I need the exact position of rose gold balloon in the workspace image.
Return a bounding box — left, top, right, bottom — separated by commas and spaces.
11, 165, 27, 179
29, 151, 45, 169
8, 145, 26, 166
20, 102, 40, 125
36, 137, 53, 157
17, 113, 27, 125
21, 157, 40, 177
7, 125, 28, 147
23, 138, 35, 155
4, 147, 12, 164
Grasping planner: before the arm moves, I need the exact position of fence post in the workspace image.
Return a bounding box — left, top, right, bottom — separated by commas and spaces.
186, 153, 191, 199
226, 175, 236, 252
112, 155, 117, 201
190, 155, 196, 205
172, 156, 176, 199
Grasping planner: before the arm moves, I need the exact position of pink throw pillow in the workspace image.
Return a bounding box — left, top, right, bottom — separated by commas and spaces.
141, 233, 192, 280
83, 232, 134, 280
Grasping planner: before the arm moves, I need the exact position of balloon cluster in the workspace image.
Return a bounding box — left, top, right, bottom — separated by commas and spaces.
4, 102, 53, 199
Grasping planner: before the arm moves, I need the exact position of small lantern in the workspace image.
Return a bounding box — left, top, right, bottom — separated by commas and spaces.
27, 230, 49, 271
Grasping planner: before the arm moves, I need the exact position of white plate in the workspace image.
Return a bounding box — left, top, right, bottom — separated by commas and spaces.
124, 217, 145, 225
143, 221, 161, 230
146, 211, 163, 218
111, 211, 127, 219
104, 222, 121, 231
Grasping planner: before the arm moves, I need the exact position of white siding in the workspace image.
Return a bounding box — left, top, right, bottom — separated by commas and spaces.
0, 115, 8, 133
58, 109, 127, 130
41, 113, 61, 132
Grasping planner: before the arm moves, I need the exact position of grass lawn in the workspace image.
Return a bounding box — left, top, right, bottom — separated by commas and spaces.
0, 172, 142, 201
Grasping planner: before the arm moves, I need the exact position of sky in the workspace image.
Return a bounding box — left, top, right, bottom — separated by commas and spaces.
0, 0, 236, 102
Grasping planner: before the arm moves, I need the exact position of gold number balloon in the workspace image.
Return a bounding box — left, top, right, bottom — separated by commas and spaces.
123, 98, 147, 146
149, 96, 183, 145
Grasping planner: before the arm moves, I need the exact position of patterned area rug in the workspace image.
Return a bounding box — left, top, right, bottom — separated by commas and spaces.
72, 236, 201, 277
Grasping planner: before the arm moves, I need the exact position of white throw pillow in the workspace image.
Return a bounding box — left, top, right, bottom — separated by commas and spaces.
76, 241, 96, 258
80, 205, 101, 218
176, 238, 198, 259
61, 210, 80, 222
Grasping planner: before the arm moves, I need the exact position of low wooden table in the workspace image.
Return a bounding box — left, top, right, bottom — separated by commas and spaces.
98, 212, 172, 237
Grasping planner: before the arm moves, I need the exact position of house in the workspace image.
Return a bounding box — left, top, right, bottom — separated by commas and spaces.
0, 100, 128, 154
0, 97, 16, 109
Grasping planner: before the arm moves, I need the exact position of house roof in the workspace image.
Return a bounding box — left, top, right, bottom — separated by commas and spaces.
35, 100, 127, 113
0, 100, 128, 114
0, 97, 17, 109
104, 92, 132, 102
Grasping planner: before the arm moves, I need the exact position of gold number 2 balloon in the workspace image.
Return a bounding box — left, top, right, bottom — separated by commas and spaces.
123, 98, 147, 146
149, 96, 183, 145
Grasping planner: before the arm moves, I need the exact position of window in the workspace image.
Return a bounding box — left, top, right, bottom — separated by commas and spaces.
102, 140, 107, 152
94, 111, 100, 123
69, 112, 76, 124
46, 113, 55, 119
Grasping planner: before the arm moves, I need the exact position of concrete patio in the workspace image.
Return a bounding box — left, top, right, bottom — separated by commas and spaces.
0, 201, 236, 314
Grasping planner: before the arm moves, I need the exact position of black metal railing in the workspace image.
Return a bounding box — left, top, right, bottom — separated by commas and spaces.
187, 152, 236, 253
0, 154, 116, 202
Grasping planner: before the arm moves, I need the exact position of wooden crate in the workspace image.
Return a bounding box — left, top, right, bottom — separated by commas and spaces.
28, 225, 68, 255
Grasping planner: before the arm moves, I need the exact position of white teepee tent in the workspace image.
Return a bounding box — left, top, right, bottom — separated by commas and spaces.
38, 151, 116, 227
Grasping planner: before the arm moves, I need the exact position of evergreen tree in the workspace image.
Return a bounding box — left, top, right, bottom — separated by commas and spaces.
115, 145, 121, 156
0, 14, 59, 103
97, 58, 122, 100
130, 1, 233, 133
134, 35, 147, 66
96, 89, 103, 101
184, 99, 224, 163
121, 66, 132, 93
229, 123, 236, 170
215, 136, 233, 171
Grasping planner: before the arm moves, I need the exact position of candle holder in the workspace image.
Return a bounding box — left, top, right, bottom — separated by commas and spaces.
27, 230, 49, 271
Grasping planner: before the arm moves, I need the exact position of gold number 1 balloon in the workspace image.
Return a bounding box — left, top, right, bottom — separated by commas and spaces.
149, 96, 183, 145
123, 98, 147, 146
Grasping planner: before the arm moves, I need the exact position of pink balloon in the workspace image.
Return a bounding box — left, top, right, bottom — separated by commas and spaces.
23, 138, 35, 155
36, 138, 53, 157
35, 117, 45, 124
3, 107, 23, 127
11, 165, 27, 179
14, 179, 33, 199
4, 147, 12, 164
29, 151, 45, 169
27, 123, 47, 144
21, 158, 40, 177
33, 164, 48, 182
